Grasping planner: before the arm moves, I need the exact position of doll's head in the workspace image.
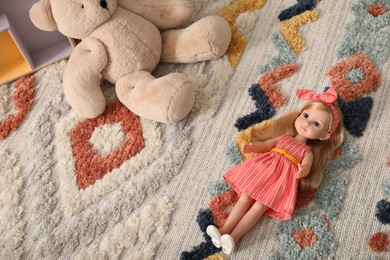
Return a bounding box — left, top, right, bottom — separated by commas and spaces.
252, 88, 344, 190
294, 102, 333, 141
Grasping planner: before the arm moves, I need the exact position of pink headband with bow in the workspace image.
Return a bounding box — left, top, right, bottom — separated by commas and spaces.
296, 88, 340, 136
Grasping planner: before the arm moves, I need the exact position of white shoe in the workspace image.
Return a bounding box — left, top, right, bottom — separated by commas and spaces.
206, 225, 222, 248
221, 234, 235, 255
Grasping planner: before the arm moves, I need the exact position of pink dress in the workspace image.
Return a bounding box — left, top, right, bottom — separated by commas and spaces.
224, 134, 311, 220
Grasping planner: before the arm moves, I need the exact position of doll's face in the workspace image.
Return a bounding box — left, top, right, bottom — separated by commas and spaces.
294, 106, 331, 140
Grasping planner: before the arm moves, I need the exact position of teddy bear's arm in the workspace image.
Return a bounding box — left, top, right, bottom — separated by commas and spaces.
117, 0, 193, 30
63, 37, 108, 118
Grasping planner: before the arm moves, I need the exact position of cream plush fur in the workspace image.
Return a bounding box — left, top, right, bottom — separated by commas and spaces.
29, 0, 231, 123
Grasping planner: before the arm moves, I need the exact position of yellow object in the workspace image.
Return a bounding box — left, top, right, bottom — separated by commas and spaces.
218, 0, 267, 68
0, 31, 31, 82
280, 10, 320, 53
0, 30, 32, 84
270, 147, 299, 167
203, 252, 226, 260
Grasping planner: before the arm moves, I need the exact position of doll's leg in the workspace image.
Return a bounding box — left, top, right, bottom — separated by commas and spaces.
219, 201, 268, 255
219, 192, 254, 235
229, 201, 269, 242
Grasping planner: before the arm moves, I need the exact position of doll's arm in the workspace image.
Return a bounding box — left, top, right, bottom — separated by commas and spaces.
117, 0, 193, 30
296, 152, 313, 179
242, 136, 280, 154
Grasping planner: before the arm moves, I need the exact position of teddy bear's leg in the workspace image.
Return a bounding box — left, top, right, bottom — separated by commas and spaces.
116, 71, 194, 123
160, 15, 232, 63
63, 38, 108, 118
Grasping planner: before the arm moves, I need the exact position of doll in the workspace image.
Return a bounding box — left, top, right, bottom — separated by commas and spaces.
206, 88, 344, 255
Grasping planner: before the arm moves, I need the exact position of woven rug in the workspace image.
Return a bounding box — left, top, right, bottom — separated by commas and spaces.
1, 0, 390, 259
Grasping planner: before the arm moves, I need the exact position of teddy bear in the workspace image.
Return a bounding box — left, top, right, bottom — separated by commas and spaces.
29, 0, 231, 123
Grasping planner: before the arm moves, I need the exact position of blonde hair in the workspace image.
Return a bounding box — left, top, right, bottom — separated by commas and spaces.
252, 101, 344, 191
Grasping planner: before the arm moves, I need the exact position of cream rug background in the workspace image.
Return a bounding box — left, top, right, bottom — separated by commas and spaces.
1, 0, 389, 259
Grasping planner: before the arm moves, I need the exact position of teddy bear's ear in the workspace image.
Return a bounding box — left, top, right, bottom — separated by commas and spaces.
29, 0, 57, 31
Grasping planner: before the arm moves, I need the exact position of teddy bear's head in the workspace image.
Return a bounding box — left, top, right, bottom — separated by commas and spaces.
30, 0, 117, 39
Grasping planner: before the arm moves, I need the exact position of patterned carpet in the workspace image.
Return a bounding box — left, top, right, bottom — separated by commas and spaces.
1, 0, 390, 259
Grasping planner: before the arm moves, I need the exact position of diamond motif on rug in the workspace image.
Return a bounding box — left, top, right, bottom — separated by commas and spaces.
327, 52, 381, 101
55, 100, 162, 216
70, 101, 145, 189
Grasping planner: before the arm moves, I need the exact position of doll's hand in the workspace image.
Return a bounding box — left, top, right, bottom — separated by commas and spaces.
242, 141, 273, 154
242, 138, 279, 154
242, 142, 266, 153
296, 163, 309, 179
242, 143, 255, 153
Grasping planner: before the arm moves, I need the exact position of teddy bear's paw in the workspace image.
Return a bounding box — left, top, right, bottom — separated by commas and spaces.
116, 72, 194, 123
63, 83, 107, 119
160, 16, 232, 63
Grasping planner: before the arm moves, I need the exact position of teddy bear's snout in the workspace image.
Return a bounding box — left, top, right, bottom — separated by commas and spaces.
99, 0, 108, 9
